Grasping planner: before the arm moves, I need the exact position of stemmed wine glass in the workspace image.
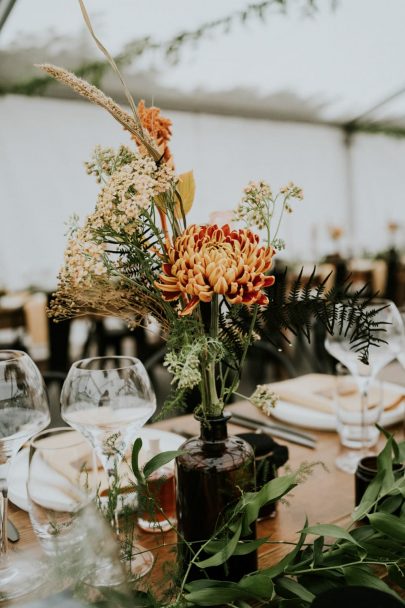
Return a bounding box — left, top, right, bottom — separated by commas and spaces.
325, 299, 404, 468
0, 350, 50, 601
60, 356, 156, 578
396, 306, 405, 438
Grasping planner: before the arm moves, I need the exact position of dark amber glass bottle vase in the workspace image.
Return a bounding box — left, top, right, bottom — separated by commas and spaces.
175, 414, 257, 582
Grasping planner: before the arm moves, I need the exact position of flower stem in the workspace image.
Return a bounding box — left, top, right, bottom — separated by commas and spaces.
206, 295, 221, 416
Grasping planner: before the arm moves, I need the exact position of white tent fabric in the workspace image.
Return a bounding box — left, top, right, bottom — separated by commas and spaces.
1, 0, 405, 125
1, 94, 405, 291
1, 0, 405, 289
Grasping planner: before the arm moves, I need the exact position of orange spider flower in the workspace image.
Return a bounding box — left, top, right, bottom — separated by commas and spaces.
133, 100, 173, 163
155, 224, 276, 316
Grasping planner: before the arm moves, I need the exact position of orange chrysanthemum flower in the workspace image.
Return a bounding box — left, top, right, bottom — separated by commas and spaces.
155, 224, 276, 316
133, 100, 173, 163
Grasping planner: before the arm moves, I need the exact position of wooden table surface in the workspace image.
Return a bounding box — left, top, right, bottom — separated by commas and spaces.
7, 397, 404, 605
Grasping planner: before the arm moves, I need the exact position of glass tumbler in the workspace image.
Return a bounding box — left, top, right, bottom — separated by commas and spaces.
27, 428, 98, 559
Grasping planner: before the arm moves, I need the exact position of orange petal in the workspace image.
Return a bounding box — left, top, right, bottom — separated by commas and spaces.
263, 276, 275, 287
179, 296, 199, 316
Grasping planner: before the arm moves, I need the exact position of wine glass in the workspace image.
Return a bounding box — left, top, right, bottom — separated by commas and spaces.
396, 306, 405, 439
325, 299, 404, 470
397, 306, 405, 370
60, 356, 156, 578
0, 350, 50, 601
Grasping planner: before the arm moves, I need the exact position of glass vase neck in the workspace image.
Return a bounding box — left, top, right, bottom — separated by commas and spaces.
197, 413, 231, 442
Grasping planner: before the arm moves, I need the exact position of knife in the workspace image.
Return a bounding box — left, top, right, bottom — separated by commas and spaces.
230, 411, 317, 442
228, 412, 316, 449
7, 519, 19, 543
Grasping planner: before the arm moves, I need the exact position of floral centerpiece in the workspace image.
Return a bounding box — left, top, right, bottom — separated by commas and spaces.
45, 77, 304, 419
40, 4, 385, 584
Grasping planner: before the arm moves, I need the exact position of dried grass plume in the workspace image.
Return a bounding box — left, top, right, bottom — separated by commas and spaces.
35, 63, 160, 160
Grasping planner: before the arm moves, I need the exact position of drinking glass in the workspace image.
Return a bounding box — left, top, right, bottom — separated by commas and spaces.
0, 350, 50, 601
28, 428, 97, 557
325, 299, 404, 460
60, 356, 156, 578
334, 364, 383, 473
397, 306, 405, 439
27, 427, 125, 589
397, 306, 405, 370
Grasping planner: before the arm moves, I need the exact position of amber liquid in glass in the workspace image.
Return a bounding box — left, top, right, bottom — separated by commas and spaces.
137, 468, 176, 533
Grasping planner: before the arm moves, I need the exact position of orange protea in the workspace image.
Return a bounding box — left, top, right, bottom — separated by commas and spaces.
132, 100, 173, 163
155, 224, 276, 316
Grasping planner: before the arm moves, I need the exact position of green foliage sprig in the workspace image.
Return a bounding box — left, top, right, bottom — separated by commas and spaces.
87, 431, 404, 607
226, 269, 386, 366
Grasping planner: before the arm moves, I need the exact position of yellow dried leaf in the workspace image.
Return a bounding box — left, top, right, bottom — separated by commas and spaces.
175, 170, 195, 217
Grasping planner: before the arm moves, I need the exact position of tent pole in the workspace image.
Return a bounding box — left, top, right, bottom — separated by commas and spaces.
343, 128, 355, 258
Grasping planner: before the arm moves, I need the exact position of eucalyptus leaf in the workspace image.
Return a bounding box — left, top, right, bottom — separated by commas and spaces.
232, 536, 269, 556
184, 580, 263, 606
194, 521, 242, 568
184, 579, 221, 591
184, 587, 246, 606
265, 518, 308, 578
397, 440, 405, 464
368, 512, 405, 543
344, 565, 400, 598
242, 474, 297, 532
276, 576, 315, 603
379, 494, 403, 514
378, 436, 395, 493
378, 426, 400, 459
143, 450, 185, 479
352, 470, 384, 521
313, 536, 324, 566
301, 524, 361, 547
239, 573, 274, 599
131, 437, 144, 485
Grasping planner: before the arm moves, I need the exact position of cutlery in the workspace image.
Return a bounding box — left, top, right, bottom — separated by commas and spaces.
228, 412, 316, 449
230, 412, 317, 441
171, 418, 316, 449
7, 519, 19, 543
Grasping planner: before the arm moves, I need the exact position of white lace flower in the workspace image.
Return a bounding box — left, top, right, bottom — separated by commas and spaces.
250, 385, 279, 416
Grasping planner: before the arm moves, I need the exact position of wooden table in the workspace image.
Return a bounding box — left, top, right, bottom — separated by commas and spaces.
7, 400, 404, 605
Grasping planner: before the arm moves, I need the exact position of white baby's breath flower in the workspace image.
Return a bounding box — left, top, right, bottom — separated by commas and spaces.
279, 182, 304, 200
59, 236, 107, 287
86, 154, 177, 236
250, 385, 279, 416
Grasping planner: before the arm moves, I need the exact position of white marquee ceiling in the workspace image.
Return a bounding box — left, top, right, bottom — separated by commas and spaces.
1, 0, 405, 127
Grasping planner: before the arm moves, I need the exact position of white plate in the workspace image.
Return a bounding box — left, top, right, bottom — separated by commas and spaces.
270, 381, 405, 431
9, 427, 184, 512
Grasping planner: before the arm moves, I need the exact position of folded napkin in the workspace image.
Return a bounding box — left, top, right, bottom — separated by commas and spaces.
268, 374, 405, 414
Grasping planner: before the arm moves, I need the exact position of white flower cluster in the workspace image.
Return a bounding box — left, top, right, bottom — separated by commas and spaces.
84, 145, 137, 182
234, 180, 273, 230
279, 181, 304, 213
250, 384, 279, 416
59, 235, 107, 286
87, 155, 177, 236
